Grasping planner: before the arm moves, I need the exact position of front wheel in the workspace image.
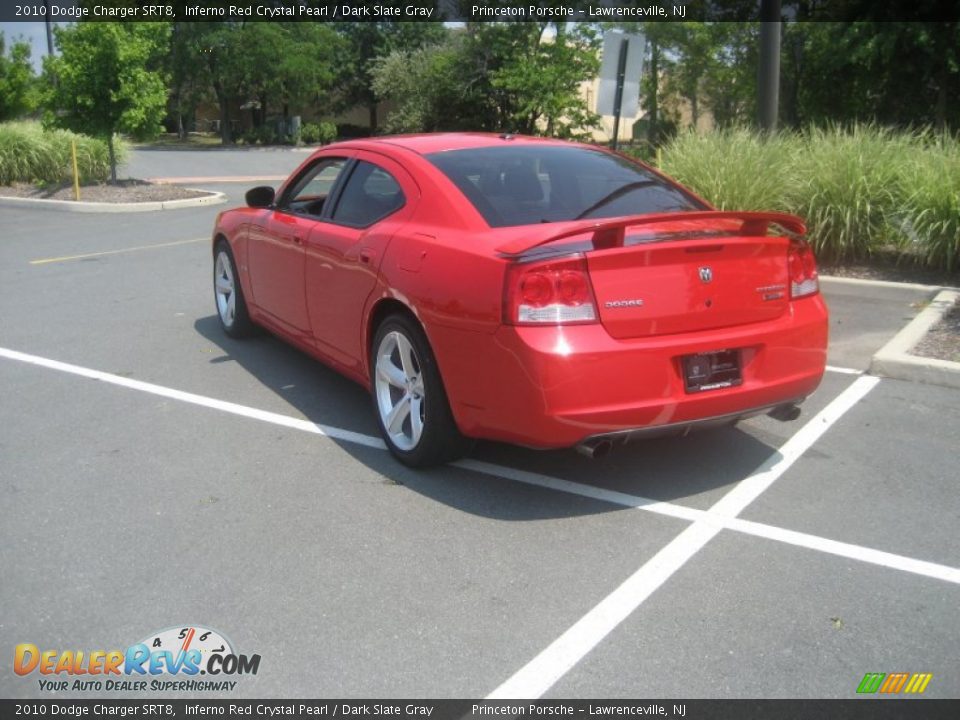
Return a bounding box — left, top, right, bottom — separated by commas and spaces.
213, 241, 254, 338
371, 314, 472, 467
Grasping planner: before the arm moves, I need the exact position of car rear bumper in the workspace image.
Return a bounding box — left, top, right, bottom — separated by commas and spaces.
437, 295, 829, 448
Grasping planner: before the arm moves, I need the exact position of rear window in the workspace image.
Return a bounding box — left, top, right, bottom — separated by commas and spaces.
426, 145, 706, 227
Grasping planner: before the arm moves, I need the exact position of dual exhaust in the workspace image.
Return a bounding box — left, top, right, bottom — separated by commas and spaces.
574, 403, 803, 459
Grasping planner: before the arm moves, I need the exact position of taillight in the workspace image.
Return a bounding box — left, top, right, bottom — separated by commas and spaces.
788, 241, 819, 299
503, 254, 599, 325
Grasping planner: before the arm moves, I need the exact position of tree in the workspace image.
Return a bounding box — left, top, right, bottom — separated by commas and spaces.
373, 23, 600, 138
168, 22, 221, 138
43, 22, 170, 182
481, 23, 601, 137
371, 40, 467, 134
787, 21, 960, 130
0, 33, 37, 122
233, 23, 341, 128
172, 22, 342, 144
335, 22, 447, 132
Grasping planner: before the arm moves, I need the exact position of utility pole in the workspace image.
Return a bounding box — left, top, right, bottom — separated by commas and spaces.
758, 0, 781, 132
43, 0, 54, 57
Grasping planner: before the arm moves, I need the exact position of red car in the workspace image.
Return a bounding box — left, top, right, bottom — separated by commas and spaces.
212, 133, 827, 467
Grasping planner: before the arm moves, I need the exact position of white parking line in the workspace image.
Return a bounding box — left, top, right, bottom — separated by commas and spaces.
2, 346, 956, 683
0, 346, 385, 451
2, 345, 953, 584
455, 458, 960, 586
486, 374, 879, 699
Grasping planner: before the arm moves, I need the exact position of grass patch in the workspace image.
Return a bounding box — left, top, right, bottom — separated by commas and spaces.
652, 124, 960, 272
0, 122, 126, 185
133, 132, 223, 148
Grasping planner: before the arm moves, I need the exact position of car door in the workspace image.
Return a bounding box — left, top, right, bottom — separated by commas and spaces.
246, 157, 349, 341
304, 152, 418, 373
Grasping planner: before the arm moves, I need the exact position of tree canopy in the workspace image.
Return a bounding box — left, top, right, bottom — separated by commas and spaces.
43, 22, 169, 180
0, 16, 953, 153
371, 23, 600, 138
0, 33, 37, 123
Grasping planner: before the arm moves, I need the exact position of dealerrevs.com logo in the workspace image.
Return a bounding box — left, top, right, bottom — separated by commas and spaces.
14, 626, 260, 692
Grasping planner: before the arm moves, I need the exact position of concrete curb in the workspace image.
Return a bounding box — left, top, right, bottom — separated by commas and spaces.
870, 289, 960, 389
820, 275, 952, 292
0, 189, 226, 213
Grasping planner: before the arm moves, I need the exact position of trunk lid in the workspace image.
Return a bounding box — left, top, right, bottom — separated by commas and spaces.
587, 235, 790, 339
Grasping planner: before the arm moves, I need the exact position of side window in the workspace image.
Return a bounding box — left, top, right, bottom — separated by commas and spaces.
331, 161, 405, 227
280, 158, 347, 218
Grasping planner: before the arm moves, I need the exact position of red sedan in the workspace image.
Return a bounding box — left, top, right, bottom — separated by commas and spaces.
211, 133, 827, 466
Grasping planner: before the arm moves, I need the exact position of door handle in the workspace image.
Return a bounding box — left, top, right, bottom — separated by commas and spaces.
292, 235, 303, 245
359, 249, 374, 264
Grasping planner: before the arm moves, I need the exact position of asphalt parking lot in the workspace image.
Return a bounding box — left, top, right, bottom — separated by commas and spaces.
1, 149, 957, 700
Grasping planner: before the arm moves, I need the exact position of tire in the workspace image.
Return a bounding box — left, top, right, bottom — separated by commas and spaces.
371, 314, 473, 467
213, 240, 255, 338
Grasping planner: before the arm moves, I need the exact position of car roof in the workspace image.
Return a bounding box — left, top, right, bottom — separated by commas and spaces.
333, 132, 582, 156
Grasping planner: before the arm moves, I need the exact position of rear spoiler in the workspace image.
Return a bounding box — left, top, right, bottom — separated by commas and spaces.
495, 211, 807, 257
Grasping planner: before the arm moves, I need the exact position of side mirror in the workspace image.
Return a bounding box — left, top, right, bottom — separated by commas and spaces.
245, 186, 275, 208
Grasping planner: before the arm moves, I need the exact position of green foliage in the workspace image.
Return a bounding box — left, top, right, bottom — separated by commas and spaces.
897, 134, 960, 272
300, 121, 336, 145
371, 40, 465, 134
793, 125, 908, 262
239, 125, 278, 146
42, 22, 168, 180
658, 125, 960, 271
173, 22, 342, 144
334, 22, 448, 131
372, 23, 600, 138
487, 24, 601, 138
0, 121, 124, 185
658, 126, 799, 211
786, 22, 960, 130
0, 33, 38, 122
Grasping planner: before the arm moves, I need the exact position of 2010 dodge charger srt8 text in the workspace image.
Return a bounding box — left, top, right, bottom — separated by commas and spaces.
211, 133, 828, 467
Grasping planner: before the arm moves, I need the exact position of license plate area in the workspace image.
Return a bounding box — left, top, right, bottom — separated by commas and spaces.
682, 349, 742, 393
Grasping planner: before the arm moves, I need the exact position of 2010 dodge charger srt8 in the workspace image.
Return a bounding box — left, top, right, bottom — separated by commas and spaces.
211, 133, 828, 466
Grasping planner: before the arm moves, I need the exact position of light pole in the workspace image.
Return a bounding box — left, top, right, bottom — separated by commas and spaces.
758, 0, 781, 132
43, 0, 54, 57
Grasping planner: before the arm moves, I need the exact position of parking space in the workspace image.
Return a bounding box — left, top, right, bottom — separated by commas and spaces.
548, 531, 959, 698
2, 151, 958, 699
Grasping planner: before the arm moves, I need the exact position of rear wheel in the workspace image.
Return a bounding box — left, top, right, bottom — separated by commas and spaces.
213, 241, 254, 338
371, 314, 472, 467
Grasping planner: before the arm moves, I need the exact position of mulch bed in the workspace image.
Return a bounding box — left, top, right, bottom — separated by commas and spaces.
820, 258, 958, 289
0, 179, 211, 203
820, 252, 959, 364
912, 300, 960, 364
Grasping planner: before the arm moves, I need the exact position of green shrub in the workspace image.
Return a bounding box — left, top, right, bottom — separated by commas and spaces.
896, 135, 960, 272
792, 124, 909, 262
660, 127, 800, 212
0, 121, 123, 185
657, 124, 960, 272
301, 121, 336, 145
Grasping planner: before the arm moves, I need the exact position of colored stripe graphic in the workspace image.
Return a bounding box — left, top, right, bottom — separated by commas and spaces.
904, 673, 933, 694
880, 672, 909, 693
857, 673, 885, 693
857, 672, 932, 694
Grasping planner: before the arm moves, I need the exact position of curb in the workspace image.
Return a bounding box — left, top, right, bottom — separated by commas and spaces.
0, 189, 227, 213
819, 275, 952, 292
870, 289, 960, 389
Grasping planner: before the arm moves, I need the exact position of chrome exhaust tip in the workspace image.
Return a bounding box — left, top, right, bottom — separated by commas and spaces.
576, 439, 614, 459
